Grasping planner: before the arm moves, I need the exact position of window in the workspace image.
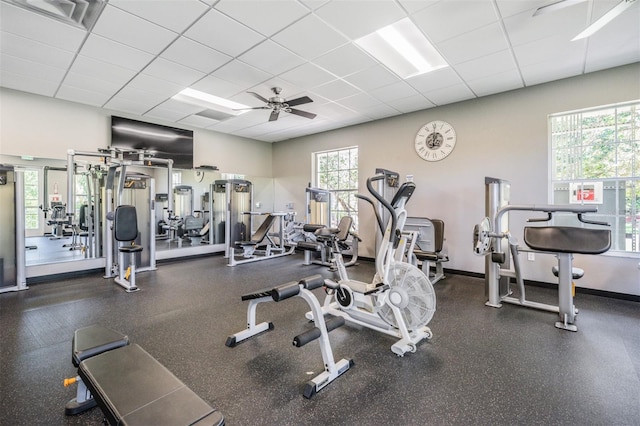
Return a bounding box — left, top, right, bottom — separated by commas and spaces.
314, 147, 359, 229
24, 169, 39, 230
550, 101, 639, 254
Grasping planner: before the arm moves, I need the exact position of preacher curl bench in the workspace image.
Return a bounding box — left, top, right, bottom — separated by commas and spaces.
64, 325, 224, 425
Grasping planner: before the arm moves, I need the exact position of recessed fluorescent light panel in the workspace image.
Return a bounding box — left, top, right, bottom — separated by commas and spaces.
173, 88, 249, 116
356, 18, 448, 79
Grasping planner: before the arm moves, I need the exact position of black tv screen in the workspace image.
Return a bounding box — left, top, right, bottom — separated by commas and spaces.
110, 116, 194, 169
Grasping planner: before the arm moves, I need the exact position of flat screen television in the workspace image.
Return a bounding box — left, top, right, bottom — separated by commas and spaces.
110, 116, 194, 169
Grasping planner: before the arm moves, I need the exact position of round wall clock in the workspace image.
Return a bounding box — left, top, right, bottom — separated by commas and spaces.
414, 120, 457, 162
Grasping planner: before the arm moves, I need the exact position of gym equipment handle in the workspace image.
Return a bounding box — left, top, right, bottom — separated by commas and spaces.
292, 317, 345, 347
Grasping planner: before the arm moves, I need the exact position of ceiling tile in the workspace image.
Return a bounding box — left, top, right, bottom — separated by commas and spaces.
453, 49, 518, 81
397, 0, 439, 14
238, 40, 306, 75
0, 2, 86, 52
466, 69, 524, 97
407, 67, 462, 93
104, 96, 157, 115
494, 0, 539, 18
314, 43, 376, 78
436, 23, 509, 65
503, 2, 588, 47
126, 74, 183, 98
370, 81, 418, 103
61, 71, 123, 96
337, 93, 382, 110
312, 79, 361, 101
70, 55, 137, 85
91, 5, 178, 55
298, 0, 329, 10
190, 75, 245, 98
0, 31, 76, 69
184, 9, 264, 56
56, 85, 112, 107
80, 34, 154, 72
144, 106, 190, 122
214, 0, 309, 36
279, 62, 336, 87
513, 35, 586, 67
179, 115, 220, 128
386, 94, 434, 113
161, 37, 231, 74
421, 83, 476, 106
211, 60, 272, 90
108, 0, 209, 33
520, 60, 584, 87
0, 70, 59, 97
156, 99, 205, 115
344, 65, 400, 92
413, 0, 498, 43
0, 54, 67, 83
271, 14, 348, 60
360, 103, 400, 120
314, 0, 406, 39
143, 58, 206, 87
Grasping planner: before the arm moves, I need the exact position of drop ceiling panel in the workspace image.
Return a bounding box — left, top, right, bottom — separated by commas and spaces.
436, 23, 510, 65
466, 69, 524, 97
91, 5, 178, 55
0, 31, 77, 69
412, 0, 498, 43
179, 115, 220, 128
312, 79, 361, 101
161, 37, 232, 74
116, 83, 175, 106
127, 74, 183, 98
279, 62, 337, 88
61, 71, 123, 96
520, 60, 584, 86
314, 0, 406, 39
495, 0, 539, 18
503, 3, 588, 47
144, 106, 190, 123
314, 43, 377, 78
453, 49, 518, 81
238, 40, 306, 76
407, 67, 464, 93
337, 93, 382, 110
1, 54, 67, 83
211, 60, 272, 90
108, 0, 209, 33
214, 0, 309, 36
190, 75, 245, 98
370, 81, 419, 103
0, 2, 86, 52
360, 103, 400, 120
104, 96, 157, 115
184, 9, 264, 57
0, 70, 59, 97
397, 0, 439, 15
80, 34, 155, 72
69, 55, 137, 86
343, 65, 400, 92
386, 94, 435, 114
271, 14, 348, 60
56, 85, 113, 107
143, 58, 206, 87
421, 83, 475, 106
513, 35, 586, 67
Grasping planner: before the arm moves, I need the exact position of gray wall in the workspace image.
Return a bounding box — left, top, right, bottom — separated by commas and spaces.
272, 63, 640, 296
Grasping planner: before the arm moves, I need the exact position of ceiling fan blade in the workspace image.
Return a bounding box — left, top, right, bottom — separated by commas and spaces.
572, 0, 636, 40
285, 96, 313, 107
247, 91, 269, 103
269, 110, 280, 121
233, 106, 270, 111
533, 0, 587, 16
288, 108, 317, 120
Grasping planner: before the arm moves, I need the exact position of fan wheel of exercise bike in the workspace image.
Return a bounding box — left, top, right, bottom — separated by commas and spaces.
377, 262, 436, 331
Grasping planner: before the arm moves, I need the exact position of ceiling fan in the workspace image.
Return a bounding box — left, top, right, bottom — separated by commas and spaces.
534, 0, 637, 40
239, 87, 317, 122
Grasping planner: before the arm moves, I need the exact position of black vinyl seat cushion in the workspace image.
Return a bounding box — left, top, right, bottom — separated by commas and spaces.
118, 245, 143, 253
524, 226, 611, 255
72, 325, 129, 367
79, 344, 224, 426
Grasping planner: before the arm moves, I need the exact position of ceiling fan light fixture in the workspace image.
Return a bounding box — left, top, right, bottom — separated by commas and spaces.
173, 88, 250, 116
356, 17, 448, 79
571, 0, 637, 41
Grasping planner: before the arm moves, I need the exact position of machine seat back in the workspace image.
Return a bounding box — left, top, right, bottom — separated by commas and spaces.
524, 226, 611, 255
114, 205, 139, 242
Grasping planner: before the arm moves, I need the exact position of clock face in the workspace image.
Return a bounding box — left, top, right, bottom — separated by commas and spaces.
414, 120, 456, 162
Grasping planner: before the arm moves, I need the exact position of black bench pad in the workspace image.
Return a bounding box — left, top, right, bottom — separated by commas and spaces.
79, 344, 224, 426
72, 325, 129, 367
524, 226, 611, 254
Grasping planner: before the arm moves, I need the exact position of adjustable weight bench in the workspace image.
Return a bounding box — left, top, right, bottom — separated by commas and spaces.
65, 325, 224, 425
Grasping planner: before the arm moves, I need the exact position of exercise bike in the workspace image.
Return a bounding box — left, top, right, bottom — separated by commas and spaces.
309, 173, 436, 356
